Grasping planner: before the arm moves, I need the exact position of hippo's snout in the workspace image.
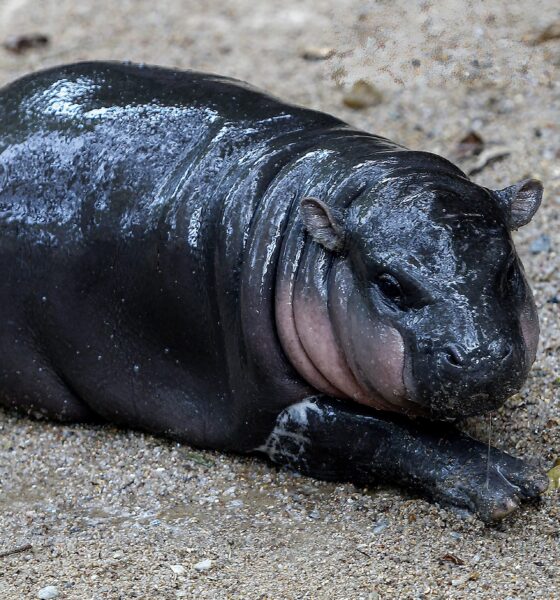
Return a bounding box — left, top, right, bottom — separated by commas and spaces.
410, 338, 527, 419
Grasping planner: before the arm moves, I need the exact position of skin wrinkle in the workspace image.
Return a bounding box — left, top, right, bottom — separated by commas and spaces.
272, 151, 349, 398
275, 279, 340, 396
294, 269, 367, 401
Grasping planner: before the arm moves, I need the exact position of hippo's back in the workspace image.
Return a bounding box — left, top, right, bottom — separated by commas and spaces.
0, 62, 340, 243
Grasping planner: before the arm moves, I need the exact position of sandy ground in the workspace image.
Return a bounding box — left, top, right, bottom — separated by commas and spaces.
0, 1, 559, 598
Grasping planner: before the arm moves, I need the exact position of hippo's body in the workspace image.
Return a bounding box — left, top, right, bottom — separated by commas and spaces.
0, 62, 548, 520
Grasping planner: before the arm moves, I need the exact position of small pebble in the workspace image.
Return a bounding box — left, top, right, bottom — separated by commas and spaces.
372, 518, 389, 534
194, 559, 212, 571
170, 564, 186, 575
300, 46, 336, 61
530, 234, 552, 254
37, 586, 59, 600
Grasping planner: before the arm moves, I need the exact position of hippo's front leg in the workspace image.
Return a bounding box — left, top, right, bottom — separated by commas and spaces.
257, 397, 548, 522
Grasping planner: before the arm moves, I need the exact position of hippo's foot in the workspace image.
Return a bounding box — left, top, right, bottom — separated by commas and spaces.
257, 396, 548, 523
417, 433, 548, 521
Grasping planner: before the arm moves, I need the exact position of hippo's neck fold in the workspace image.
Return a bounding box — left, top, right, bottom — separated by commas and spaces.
275, 242, 401, 412
272, 158, 402, 412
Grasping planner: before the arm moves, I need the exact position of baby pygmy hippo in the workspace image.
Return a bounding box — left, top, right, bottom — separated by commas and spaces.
0, 62, 548, 521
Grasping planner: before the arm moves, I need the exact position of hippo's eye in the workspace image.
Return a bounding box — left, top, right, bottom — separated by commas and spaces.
497, 256, 527, 304
503, 259, 522, 297
376, 273, 404, 307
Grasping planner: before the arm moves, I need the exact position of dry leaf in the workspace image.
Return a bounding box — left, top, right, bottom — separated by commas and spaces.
343, 80, 383, 109
440, 553, 466, 566
531, 22, 560, 45
3, 33, 49, 54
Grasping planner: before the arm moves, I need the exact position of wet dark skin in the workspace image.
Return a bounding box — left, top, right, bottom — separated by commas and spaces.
0, 62, 548, 521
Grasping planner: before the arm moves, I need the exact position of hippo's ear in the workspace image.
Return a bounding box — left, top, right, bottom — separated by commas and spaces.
300, 197, 345, 252
495, 178, 543, 230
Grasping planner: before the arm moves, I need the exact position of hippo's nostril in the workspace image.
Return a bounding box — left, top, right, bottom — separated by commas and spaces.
443, 344, 465, 368
489, 340, 514, 362
500, 343, 513, 362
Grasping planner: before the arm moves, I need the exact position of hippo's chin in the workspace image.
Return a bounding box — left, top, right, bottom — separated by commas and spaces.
421, 388, 515, 421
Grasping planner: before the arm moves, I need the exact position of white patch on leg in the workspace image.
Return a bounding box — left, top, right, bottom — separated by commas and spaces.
286, 397, 323, 427
255, 397, 324, 464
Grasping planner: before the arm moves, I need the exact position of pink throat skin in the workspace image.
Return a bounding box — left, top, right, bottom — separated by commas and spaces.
275, 275, 418, 414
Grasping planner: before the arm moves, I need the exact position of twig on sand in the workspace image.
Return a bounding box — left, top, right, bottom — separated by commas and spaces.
466, 146, 511, 176
0, 543, 33, 559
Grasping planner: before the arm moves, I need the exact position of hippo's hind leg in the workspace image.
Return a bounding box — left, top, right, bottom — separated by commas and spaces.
0, 337, 98, 422
256, 397, 548, 522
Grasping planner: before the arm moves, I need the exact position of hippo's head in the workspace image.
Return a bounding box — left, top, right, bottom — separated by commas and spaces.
280, 154, 543, 420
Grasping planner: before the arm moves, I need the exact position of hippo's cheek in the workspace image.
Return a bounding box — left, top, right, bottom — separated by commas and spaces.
520, 300, 539, 366
344, 293, 411, 410
357, 323, 408, 406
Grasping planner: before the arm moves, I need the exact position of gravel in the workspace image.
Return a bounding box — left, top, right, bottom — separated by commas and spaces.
0, 0, 558, 598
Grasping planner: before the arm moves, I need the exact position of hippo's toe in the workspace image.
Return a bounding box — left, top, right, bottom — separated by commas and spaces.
497, 456, 550, 500
443, 455, 548, 522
